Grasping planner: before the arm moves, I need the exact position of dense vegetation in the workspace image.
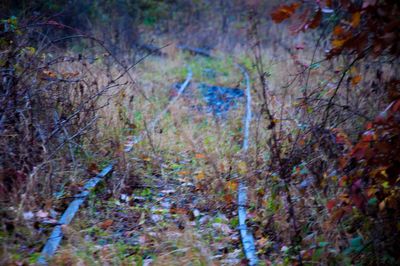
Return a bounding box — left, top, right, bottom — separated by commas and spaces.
1, 0, 399, 265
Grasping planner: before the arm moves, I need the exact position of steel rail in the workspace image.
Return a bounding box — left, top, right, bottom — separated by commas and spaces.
176, 44, 259, 264
237, 64, 258, 265
37, 69, 192, 265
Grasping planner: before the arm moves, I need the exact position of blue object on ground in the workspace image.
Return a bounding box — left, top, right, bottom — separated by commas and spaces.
198, 83, 244, 116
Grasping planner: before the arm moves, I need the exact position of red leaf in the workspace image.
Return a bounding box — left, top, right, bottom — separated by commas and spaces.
339, 175, 348, 187
271, 3, 301, 23
88, 163, 99, 175
361, 130, 376, 142
374, 111, 389, 124
308, 9, 322, 29
170, 206, 188, 215
195, 153, 206, 159
391, 99, 400, 112
333, 128, 352, 147
351, 179, 363, 192
351, 142, 369, 160
338, 157, 348, 170
327, 199, 337, 212
99, 219, 113, 230
223, 193, 234, 204
351, 75, 362, 85
365, 122, 373, 130
330, 208, 346, 223
333, 25, 344, 36
351, 193, 365, 210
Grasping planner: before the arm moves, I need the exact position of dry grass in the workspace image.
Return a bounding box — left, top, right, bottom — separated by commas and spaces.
2, 16, 396, 264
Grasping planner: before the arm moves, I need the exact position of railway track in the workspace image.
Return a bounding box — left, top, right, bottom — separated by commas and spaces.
37, 70, 193, 265
38, 51, 258, 265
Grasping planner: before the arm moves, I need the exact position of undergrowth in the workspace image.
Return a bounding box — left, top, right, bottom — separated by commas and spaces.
2, 1, 400, 265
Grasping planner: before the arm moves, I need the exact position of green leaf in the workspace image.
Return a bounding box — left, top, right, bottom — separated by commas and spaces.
343, 236, 364, 255
368, 197, 378, 206
170, 163, 181, 170
350, 236, 363, 252
300, 168, 308, 175
310, 63, 320, 69
312, 247, 324, 261
140, 188, 152, 197
318, 241, 329, 247
230, 217, 239, 228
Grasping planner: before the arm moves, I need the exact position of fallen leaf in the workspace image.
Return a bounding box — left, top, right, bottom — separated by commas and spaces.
361, 130, 376, 142
351, 75, 362, 85
88, 163, 99, 175
170, 207, 187, 215
42, 69, 57, 78
333, 25, 344, 36
225, 180, 238, 192
308, 9, 322, 29
195, 171, 205, 180
332, 39, 346, 48
238, 161, 247, 175
223, 193, 234, 204
62, 71, 79, 78
195, 153, 206, 159
99, 219, 113, 230
379, 200, 386, 211
178, 170, 190, 176
351, 12, 361, 28
257, 237, 269, 246
326, 199, 337, 212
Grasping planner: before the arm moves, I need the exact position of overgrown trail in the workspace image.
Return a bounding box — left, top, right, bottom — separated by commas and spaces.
39, 54, 257, 265
3, 2, 400, 265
